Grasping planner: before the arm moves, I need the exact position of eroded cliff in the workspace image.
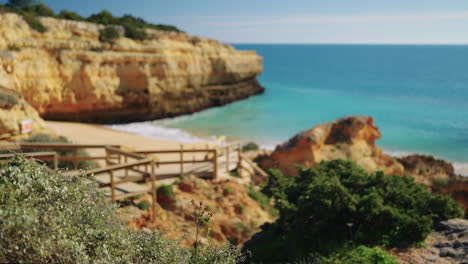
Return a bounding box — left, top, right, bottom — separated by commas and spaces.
0, 13, 264, 122
260, 116, 404, 176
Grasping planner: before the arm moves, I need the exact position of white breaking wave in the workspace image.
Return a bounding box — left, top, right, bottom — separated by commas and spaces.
108, 121, 206, 144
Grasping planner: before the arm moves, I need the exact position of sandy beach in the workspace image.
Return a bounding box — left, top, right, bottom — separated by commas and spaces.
46, 121, 201, 150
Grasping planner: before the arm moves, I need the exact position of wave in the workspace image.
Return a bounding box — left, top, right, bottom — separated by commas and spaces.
108, 121, 206, 144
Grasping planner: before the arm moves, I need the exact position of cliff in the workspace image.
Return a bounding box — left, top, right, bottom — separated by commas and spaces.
260, 116, 404, 176
0, 86, 45, 137
0, 13, 264, 123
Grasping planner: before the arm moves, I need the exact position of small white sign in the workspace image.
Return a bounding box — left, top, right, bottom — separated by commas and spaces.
20, 120, 32, 134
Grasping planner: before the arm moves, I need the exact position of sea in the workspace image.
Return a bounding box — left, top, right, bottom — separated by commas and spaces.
110, 44, 468, 175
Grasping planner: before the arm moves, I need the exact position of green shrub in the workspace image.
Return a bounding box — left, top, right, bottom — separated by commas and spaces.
247, 185, 278, 217
244, 160, 464, 263
136, 200, 151, 210
0, 91, 19, 108
242, 142, 259, 152
7, 44, 21, 51
57, 10, 85, 21
6, 0, 34, 8
99, 26, 119, 43
21, 2, 54, 17
0, 157, 241, 263
19, 11, 47, 32
123, 24, 147, 40
87, 10, 118, 25
223, 186, 233, 196
19, 133, 97, 170
157, 184, 174, 197
432, 177, 449, 187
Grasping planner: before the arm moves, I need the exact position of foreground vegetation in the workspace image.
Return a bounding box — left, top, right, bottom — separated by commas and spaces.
0, 0, 181, 40
0, 157, 240, 263
244, 160, 464, 263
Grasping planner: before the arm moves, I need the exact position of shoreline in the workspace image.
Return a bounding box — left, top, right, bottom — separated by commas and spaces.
106, 120, 468, 177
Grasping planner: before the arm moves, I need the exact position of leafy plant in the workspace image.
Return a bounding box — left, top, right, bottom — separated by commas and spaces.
136, 200, 151, 210
98, 26, 119, 43
19, 133, 97, 170
157, 184, 174, 197
245, 160, 464, 263
223, 186, 233, 196
0, 157, 240, 263
242, 142, 259, 152
21, 2, 54, 17
57, 10, 85, 21
432, 177, 449, 187
19, 10, 47, 32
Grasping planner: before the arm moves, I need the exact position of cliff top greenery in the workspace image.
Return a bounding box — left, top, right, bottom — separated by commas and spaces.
0, 0, 182, 38
244, 159, 464, 263
0, 156, 240, 263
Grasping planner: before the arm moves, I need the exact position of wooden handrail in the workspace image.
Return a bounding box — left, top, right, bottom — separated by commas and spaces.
106, 146, 148, 160
135, 149, 216, 154
0, 152, 58, 169
84, 158, 154, 176
0, 143, 120, 149
239, 153, 268, 184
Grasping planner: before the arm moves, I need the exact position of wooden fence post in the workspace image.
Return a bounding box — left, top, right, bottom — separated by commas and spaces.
53, 153, 58, 170
150, 160, 157, 223
237, 143, 242, 176
213, 149, 218, 179
124, 155, 128, 178
73, 148, 78, 169
226, 145, 230, 172
180, 145, 184, 176
110, 169, 115, 202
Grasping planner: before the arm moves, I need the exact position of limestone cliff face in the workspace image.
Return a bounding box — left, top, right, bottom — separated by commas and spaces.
0, 86, 45, 137
260, 116, 404, 176
0, 13, 264, 122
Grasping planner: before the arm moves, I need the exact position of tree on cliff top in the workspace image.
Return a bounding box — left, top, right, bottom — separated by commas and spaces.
6, 0, 35, 8
244, 160, 464, 263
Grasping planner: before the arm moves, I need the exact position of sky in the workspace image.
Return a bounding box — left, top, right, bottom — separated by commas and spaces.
29, 0, 468, 44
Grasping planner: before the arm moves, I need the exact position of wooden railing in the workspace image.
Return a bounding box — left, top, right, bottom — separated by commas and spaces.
238, 153, 268, 184
135, 147, 219, 179
0, 143, 120, 169
0, 152, 59, 169
83, 158, 157, 219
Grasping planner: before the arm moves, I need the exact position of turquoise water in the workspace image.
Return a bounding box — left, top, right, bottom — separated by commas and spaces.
112, 44, 468, 166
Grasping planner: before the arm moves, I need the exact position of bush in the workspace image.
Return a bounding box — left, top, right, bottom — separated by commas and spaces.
123, 24, 147, 40
87, 10, 118, 25
244, 160, 464, 263
242, 142, 259, 152
157, 184, 174, 197
57, 10, 85, 21
99, 26, 119, 43
20, 133, 97, 170
7, 44, 21, 51
19, 11, 47, 32
0, 157, 241, 263
6, 0, 34, 8
21, 2, 54, 17
432, 177, 449, 187
136, 200, 151, 210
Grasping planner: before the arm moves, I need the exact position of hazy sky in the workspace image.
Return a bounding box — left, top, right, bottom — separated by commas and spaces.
34, 0, 468, 44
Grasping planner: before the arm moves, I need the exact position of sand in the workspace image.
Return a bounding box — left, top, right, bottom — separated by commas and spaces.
46, 121, 199, 150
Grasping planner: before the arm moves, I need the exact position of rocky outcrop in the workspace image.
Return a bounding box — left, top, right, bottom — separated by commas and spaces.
398, 155, 468, 212
260, 116, 404, 176
0, 86, 45, 138
0, 13, 264, 123
397, 155, 456, 187
392, 218, 468, 264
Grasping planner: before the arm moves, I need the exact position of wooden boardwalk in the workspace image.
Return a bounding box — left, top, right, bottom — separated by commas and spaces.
0, 142, 267, 207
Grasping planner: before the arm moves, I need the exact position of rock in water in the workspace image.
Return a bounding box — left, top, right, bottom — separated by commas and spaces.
0, 13, 264, 123
261, 116, 404, 176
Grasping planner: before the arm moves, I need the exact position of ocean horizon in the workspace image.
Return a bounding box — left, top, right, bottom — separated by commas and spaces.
110, 44, 468, 175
